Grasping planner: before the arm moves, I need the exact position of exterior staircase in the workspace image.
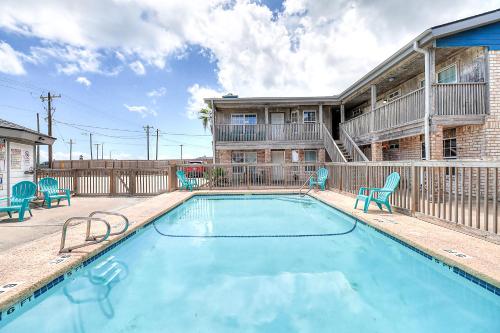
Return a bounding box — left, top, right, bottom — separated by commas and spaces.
335, 141, 353, 162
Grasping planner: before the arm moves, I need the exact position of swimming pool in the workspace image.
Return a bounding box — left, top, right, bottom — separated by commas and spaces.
1, 195, 499, 332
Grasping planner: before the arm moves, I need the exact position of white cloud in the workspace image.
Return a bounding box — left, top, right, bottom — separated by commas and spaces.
124, 104, 157, 117
0, 41, 26, 75
186, 84, 224, 120
129, 60, 146, 75
1, 0, 499, 106
75, 76, 91, 87
147, 87, 167, 98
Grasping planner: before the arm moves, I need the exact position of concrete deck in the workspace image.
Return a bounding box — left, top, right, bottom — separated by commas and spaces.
0, 197, 147, 252
0, 189, 499, 313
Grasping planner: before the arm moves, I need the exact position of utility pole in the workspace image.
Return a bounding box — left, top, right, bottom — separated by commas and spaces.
101, 143, 104, 160
68, 139, 75, 161
155, 129, 159, 160
143, 125, 153, 160
89, 133, 93, 160
40, 92, 61, 167
36, 113, 40, 167
93, 143, 100, 160
180, 144, 184, 162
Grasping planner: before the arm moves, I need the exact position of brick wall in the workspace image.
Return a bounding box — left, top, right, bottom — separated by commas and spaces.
371, 142, 383, 161
382, 136, 422, 161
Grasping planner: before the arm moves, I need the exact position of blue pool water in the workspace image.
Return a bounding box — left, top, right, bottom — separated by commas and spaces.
1, 195, 499, 332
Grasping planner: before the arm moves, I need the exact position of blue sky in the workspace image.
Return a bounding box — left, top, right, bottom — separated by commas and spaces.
0, 0, 499, 161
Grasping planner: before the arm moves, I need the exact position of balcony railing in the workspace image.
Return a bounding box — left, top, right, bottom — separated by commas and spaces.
215, 123, 323, 142
341, 82, 487, 140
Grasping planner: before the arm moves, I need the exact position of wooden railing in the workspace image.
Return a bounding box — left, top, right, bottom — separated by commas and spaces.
341, 83, 487, 140
215, 123, 323, 142
339, 126, 368, 161
36, 168, 170, 196
322, 124, 346, 163
326, 160, 500, 238
176, 163, 323, 189
434, 82, 487, 116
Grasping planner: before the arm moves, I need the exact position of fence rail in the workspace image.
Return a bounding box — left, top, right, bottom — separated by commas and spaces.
326, 161, 500, 236
36, 168, 170, 196
215, 123, 323, 142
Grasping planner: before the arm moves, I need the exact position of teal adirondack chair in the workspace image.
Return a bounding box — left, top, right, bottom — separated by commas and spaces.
309, 167, 329, 190
0, 181, 37, 221
355, 172, 400, 213
39, 177, 71, 208
176, 170, 198, 191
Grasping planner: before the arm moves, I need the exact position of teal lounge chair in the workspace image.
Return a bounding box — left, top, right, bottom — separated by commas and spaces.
355, 172, 400, 213
39, 177, 71, 208
0, 181, 37, 221
309, 167, 329, 190
176, 170, 198, 191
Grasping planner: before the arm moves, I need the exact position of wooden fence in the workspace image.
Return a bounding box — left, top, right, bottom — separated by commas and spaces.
36, 168, 170, 196
50, 158, 211, 169
327, 161, 500, 236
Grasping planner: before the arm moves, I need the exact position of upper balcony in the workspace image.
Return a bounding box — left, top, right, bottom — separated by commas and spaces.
341, 82, 487, 144
215, 123, 324, 149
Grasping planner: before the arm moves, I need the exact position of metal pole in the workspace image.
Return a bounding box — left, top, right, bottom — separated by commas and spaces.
156, 129, 159, 160
36, 113, 40, 167
101, 143, 104, 160
90, 133, 93, 160
180, 144, 183, 162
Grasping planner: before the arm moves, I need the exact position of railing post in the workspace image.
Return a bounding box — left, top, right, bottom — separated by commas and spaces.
109, 169, 116, 195
411, 163, 418, 215
169, 165, 178, 191
72, 169, 78, 195
129, 170, 137, 196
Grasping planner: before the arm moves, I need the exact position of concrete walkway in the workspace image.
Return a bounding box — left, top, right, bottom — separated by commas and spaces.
0, 197, 147, 252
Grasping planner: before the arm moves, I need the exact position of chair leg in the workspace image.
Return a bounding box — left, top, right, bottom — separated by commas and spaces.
67, 195, 71, 206
57, 199, 61, 206
7, 212, 12, 218
354, 198, 359, 209
363, 198, 370, 213
18, 209, 25, 222
376, 202, 383, 210
386, 203, 393, 214
46, 200, 52, 208
28, 208, 33, 217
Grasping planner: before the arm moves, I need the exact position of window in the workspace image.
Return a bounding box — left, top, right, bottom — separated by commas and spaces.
351, 108, 362, 117
231, 114, 257, 125
437, 64, 457, 83
420, 135, 426, 160
291, 150, 299, 163
231, 151, 257, 164
388, 140, 399, 150
290, 110, 299, 123
303, 110, 316, 123
304, 150, 317, 172
386, 90, 401, 102
443, 128, 457, 159
419, 79, 425, 88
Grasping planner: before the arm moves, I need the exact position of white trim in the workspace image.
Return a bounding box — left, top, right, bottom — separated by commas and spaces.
304, 149, 318, 162
436, 63, 458, 83
230, 113, 257, 125
303, 110, 317, 123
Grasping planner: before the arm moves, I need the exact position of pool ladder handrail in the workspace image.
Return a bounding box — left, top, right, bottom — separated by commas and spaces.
86, 211, 130, 241
299, 171, 318, 197
59, 211, 130, 253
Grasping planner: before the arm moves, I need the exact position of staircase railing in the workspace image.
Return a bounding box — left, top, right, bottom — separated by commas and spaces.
322, 124, 347, 163
339, 126, 369, 161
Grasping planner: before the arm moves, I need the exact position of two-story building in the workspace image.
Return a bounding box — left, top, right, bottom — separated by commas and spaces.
206, 9, 500, 166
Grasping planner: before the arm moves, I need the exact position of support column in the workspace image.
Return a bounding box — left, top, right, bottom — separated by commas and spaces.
264, 149, 271, 163
319, 104, 323, 124
371, 141, 384, 161
430, 125, 444, 160
370, 85, 377, 132
340, 104, 345, 123
264, 106, 269, 124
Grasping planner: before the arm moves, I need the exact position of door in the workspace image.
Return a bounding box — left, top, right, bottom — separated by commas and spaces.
270, 113, 285, 140
332, 108, 341, 140
271, 150, 285, 182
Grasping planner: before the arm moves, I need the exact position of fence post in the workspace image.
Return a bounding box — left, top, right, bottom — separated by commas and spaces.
129, 170, 137, 196
411, 163, 418, 215
168, 165, 178, 191
71, 170, 77, 195
109, 169, 116, 195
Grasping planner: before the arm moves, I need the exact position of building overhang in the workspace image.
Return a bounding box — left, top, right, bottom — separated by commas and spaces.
205, 96, 341, 110
0, 128, 56, 145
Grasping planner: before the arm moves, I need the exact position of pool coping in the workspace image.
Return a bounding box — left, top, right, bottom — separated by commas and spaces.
0, 189, 499, 323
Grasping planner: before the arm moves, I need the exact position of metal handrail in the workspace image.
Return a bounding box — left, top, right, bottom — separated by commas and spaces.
299, 171, 317, 197
87, 211, 130, 241
60, 217, 111, 253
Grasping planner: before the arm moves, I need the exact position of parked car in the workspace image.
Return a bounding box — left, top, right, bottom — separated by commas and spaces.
184, 161, 206, 178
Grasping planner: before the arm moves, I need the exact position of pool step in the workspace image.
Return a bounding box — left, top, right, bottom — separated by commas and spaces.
93, 256, 116, 270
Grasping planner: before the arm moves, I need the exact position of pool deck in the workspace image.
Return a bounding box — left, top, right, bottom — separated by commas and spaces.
0, 189, 499, 312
